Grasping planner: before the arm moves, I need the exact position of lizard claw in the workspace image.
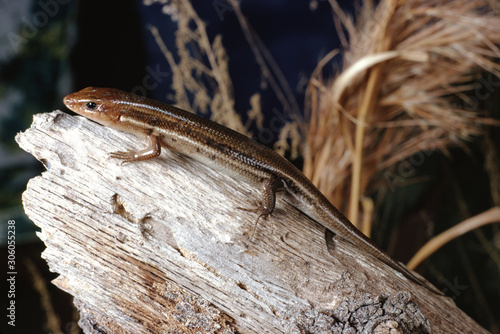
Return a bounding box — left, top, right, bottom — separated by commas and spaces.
236, 205, 271, 241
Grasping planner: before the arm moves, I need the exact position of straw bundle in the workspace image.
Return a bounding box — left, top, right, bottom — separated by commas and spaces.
305, 0, 500, 227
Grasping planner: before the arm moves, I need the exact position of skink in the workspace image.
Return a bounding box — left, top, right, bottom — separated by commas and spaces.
63, 87, 442, 295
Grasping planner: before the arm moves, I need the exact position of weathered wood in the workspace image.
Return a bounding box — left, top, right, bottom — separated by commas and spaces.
17, 110, 489, 333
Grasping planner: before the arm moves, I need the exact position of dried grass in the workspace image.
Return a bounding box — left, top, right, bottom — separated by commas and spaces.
146, 0, 304, 157
407, 207, 500, 269
146, 0, 254, 136
305, 0, 500, 227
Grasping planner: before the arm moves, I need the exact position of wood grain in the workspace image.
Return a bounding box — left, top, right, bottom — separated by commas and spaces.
16, 110, 489, 333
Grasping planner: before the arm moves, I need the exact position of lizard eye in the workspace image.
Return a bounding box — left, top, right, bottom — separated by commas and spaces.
86, 101, 97, 110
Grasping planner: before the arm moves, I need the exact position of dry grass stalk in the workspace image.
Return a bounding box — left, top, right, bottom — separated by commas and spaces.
228, 0, 303, 159
145, 0, 255, 136
25, 259, 63, 334
407, 207, 500, 269
305, 0, 500, 228
145, 0, 305, 158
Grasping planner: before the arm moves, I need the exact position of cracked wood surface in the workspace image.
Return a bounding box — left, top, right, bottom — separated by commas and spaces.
16, 110, 488, 333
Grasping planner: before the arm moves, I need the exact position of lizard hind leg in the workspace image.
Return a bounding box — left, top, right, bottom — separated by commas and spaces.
236, 175, 282, 241
236, 202, 273, 241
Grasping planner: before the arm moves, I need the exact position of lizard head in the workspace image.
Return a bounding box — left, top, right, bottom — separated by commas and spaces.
63, 87, 125, 127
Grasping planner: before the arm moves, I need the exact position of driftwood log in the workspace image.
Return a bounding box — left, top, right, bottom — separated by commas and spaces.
17, 110, 489, 333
